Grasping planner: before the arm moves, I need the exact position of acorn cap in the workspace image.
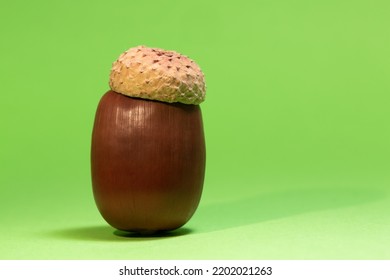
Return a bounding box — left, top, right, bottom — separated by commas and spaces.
109, 46, 206, 105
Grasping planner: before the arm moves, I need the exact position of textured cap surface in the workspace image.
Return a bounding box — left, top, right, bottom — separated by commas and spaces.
109, 46, 206, 105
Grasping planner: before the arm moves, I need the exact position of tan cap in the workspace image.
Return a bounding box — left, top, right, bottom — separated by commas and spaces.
109, 46, 206, 105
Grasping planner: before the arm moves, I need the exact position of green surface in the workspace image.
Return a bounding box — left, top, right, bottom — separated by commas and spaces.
1, 0, 390, 259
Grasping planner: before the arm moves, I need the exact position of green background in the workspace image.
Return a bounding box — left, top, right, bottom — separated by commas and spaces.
1, 0, 390, 259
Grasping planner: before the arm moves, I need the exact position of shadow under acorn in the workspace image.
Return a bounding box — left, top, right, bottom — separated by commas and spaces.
49, 225, 192, 242
51, 185, 384, 241
114, 227, 192, 238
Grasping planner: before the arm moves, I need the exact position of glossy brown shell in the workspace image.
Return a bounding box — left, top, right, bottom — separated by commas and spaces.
91, 90, 206, 232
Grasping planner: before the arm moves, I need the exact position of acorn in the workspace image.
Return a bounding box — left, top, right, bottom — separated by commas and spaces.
91, 46, 206, 234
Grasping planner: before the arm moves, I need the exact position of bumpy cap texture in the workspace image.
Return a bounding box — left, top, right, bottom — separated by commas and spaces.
109, 46, 206, 105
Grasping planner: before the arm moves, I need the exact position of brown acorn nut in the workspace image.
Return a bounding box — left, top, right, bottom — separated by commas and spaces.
91, 46, 206, 233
